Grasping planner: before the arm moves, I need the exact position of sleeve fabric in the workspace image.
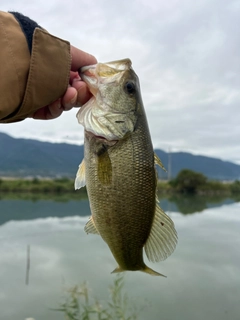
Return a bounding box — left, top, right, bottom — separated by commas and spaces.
0, 11, 71, 123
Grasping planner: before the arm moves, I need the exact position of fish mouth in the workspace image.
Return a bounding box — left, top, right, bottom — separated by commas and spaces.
79, 59, 132, 95
79, 64, 98, 96
78, 59, 135, 143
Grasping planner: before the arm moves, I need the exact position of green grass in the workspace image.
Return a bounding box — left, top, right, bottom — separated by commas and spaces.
53, 275, 143, 320
0, 178, 86, 195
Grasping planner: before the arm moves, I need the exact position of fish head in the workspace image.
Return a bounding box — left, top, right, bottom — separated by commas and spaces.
80, 59, 140, 113
77, 59, 143, 141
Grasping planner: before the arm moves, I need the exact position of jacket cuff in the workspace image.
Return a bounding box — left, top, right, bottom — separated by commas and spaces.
9, 11, 42, 53
3, 28, 71, 123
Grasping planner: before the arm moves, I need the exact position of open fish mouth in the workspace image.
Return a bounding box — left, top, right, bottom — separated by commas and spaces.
77, 58, 137, 142
80, 64, 97, 80
79, 59, 133, 96
80, 59, 132, 76
79, 64, 98, 96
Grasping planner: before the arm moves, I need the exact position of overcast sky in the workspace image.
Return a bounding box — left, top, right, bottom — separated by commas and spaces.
1, 0, 240, 163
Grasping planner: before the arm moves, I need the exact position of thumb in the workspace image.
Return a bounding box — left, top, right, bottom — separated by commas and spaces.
71, 46, 97, 71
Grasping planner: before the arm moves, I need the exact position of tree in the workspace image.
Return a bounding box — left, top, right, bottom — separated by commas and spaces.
230, 180, 240, 194
170, 169, 207, 193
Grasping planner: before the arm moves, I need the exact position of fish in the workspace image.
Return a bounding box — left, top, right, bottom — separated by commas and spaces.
75, 58, 177, 276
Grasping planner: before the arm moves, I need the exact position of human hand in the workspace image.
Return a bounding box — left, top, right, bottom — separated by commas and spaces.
31, 45, 97, 120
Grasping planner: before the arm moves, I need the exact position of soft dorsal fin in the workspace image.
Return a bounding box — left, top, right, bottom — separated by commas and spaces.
154, 153, 167, 172
74, 159, 86, 190
84, 216, 99, 235
144, 204, 177, 262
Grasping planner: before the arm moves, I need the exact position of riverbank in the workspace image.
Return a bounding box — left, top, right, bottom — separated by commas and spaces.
0, 178, 86, 195
0, 177, 238, 196
157, 180, 233, 195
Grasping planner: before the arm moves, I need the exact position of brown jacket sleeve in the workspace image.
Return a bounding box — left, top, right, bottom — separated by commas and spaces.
0, 11, 71, 123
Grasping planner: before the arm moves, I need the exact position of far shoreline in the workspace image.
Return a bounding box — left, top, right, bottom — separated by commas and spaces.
0, 176, 239, 196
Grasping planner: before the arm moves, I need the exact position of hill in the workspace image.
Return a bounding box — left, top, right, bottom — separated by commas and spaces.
0, 132, 83, 178
154, 150, 240, 181
0, 132, 240, 180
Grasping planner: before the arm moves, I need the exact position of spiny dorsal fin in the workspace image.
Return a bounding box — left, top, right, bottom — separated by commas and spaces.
84, 216, 99, 235
154, 153, 167, 172
74, 159, 86, 190
144, 204, 177, 262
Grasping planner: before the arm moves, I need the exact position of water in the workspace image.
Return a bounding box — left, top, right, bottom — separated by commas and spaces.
0, 196, 240, 320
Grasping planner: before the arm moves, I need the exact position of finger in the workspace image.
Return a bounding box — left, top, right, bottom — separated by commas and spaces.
61, 87, 78, 110
69, 71, 80, 84
47, 99, 64, 119
70, 45, 97, 71
32, 100, 63, 120
72, 79, 92, 106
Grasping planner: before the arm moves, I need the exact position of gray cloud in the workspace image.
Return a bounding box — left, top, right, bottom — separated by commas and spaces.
1, 0, 240, 163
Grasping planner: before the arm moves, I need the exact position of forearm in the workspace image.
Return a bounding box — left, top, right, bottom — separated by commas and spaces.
0, 11, 71, 123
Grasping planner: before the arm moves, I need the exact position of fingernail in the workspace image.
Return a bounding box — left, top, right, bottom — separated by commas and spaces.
70, 92, 78, 104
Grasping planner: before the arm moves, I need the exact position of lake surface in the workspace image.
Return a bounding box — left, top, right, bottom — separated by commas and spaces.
0, 195, 240, 320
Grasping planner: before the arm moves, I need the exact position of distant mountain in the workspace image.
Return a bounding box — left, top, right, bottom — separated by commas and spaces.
0, 132, 83, 178
154, 150, 240, 181
0, 132, 240, 180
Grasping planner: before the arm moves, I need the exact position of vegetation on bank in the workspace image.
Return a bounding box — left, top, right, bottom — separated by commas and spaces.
0, 178, 86, 195
159, 169, 239, 195
53, 275, 143, 320
168, 169, 233, 195
0, 170, 240, 196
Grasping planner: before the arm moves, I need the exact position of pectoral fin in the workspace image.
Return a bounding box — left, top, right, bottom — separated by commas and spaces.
144, 204, 178, 262
97, 151, 112, 185
154, 153, 167, 172
84, 216, 99, 235
74, 159, 86, 190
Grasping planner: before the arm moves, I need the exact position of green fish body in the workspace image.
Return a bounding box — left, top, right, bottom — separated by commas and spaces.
75, 59, 177, 276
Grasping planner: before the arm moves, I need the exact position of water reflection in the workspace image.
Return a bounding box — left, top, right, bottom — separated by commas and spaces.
0, 198, 91, 226
0, 193, 239, 227
0, 196, 240, 320
163, 194, 238, 214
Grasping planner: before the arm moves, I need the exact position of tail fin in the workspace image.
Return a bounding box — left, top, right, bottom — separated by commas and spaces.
111, 265, 166, 277
111, 266, 125, 274
141, 265, 166, 277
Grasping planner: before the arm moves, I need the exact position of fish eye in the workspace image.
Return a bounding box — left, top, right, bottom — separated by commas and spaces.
124, 81, 136, 95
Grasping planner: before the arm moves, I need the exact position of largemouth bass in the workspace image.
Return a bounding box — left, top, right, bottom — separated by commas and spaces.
75, 59, 177, 276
